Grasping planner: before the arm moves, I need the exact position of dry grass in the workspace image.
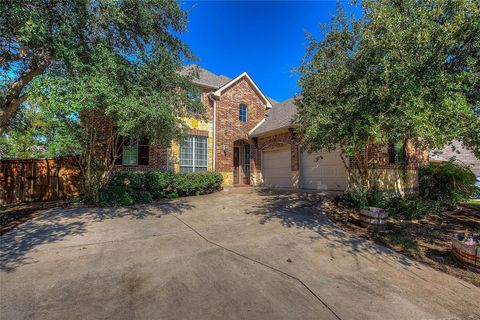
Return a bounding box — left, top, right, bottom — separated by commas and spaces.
323, 202, 480, 287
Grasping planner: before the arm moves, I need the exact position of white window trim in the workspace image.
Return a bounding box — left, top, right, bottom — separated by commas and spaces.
180, 135, 208, 172
239, 104, 248, 122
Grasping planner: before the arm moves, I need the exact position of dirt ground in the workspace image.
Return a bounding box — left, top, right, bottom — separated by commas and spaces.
323, 202, 480, 287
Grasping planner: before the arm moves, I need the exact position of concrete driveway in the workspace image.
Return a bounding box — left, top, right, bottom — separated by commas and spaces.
1, 188, 479, 320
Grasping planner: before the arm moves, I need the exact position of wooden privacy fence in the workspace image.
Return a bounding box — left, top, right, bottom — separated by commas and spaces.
0, 157, 81, 205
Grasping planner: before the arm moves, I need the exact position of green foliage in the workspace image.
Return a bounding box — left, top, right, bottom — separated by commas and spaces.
419, 161, 477, 206
335, 185, 386, 209
110, 172, 147, 191
131, 190, 153, 205
384, 195, 440, 221
1, 0, 198, 128
98, 171, 223, 207
98, 186, 136, 207
297, 0, 480, 159
173, 172, 224, 197
145, 171, 179, 198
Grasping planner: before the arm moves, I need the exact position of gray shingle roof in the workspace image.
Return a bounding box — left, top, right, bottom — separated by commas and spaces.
181, 65, 231, 88
250, 98, 297, 137
181, 65, 277, 105
430, 140, 480, 175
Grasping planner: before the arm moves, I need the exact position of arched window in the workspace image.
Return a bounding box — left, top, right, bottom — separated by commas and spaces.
239, 104, 247, 122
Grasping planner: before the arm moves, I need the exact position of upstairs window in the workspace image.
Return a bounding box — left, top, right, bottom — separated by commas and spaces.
188, 90, 202, 102
239, 104, 248, 122
388, 141, 406, 165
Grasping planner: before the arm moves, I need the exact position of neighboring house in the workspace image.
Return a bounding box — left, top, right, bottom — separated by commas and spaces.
93, 65, 428, 193
430, 140, 480, 176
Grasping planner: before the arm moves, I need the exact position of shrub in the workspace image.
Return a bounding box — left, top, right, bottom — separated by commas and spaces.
173, 172, 223, 196
334, 185, 385, 209
100, 170, 224, 206
145, 171, 178, 198
384, 195, 440, 220
98, 186, 135, 207
145, 171, 223, 199
109, 172, 146, 190
419, 161, 476, 206
131, 190, 153, 204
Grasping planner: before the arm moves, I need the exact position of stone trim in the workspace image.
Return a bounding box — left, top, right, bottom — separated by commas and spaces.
190, 129, 209, 137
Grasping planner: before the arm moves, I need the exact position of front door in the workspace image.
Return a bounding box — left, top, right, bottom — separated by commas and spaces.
233, 146, 240, 185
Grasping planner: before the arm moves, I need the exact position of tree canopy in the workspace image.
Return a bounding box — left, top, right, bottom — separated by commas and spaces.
1, 0, 198, 132
297, 0, 480, 157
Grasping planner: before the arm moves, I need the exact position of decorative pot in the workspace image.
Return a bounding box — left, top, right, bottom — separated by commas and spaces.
359, 207, 388, 230
452, 232, 480, 272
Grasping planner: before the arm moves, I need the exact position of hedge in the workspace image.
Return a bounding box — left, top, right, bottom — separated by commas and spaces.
99, 171, 223, 207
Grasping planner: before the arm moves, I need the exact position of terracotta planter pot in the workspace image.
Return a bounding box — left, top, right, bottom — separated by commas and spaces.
452, 233, 480, 272
359, 207, 388, 230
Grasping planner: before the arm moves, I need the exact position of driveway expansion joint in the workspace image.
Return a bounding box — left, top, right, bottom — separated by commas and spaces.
171, 214, 343, 320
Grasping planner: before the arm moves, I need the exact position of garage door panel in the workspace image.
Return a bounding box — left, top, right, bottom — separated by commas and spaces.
301, 149, 347, 191
262, 149, 291, 188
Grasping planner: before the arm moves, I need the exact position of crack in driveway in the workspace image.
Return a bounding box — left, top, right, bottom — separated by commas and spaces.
171, 214, 343, 320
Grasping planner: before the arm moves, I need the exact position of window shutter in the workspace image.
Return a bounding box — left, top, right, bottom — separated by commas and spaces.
138, 139, 149, 166
387, 143, 395, 164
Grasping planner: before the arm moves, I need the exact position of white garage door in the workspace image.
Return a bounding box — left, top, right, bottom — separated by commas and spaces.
262, 148, 291, 188
300, 149, 347, 191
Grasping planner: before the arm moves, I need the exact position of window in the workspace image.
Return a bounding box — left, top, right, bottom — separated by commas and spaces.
118, 138, 149, 166
244, 144, 250, 176
188, 90, 202, 102
180, 136, 208, 172
187, 90, 202, 114
122, 138, 138, 166
239, 104, 247, 122
388, 141, 406, 165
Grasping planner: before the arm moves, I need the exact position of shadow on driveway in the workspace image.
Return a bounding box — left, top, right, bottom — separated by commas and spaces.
0, 199, 194, 272
244, 188, 419, 270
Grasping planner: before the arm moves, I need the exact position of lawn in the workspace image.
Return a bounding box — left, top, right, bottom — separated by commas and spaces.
323, 202, 480, 287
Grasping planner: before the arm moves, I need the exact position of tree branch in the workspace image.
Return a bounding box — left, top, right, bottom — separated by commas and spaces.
0, 58, 50, 130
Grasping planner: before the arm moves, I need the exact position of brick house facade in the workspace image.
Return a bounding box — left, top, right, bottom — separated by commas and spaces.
92, 65, 428, 192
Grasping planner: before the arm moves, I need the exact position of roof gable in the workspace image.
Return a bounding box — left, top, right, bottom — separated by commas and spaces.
212, 72, 273, 109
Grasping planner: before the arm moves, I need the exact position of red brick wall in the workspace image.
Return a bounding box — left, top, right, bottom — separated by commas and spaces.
215, 78, 268, 172
114, 146, 168, 172
349, 140, 428, 169
254, 131, 299, 172
83, 110, 169, 172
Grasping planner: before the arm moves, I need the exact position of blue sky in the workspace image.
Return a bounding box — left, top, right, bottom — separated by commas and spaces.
181, 1, 360, 102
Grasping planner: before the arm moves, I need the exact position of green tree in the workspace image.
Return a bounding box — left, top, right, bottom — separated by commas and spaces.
1, 0, 203, 203
0, 0, 195, 130
297, 0, 480, 175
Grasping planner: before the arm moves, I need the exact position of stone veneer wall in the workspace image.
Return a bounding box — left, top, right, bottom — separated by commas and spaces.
348, 140, 429, 194
169, 118, 214, 172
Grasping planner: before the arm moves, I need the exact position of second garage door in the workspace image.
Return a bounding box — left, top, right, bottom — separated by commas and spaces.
300, 149, 347, 191
262, 148, 291, 188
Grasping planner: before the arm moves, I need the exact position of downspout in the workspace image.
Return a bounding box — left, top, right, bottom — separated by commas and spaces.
210, 93, 217, 171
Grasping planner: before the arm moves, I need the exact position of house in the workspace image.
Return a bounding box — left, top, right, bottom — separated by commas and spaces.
430, 140, 480, 176
95, 65, 428, 193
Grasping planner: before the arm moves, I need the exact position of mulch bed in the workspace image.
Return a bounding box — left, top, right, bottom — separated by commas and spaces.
1, 201, 71, 236
323, 202, 480, 287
